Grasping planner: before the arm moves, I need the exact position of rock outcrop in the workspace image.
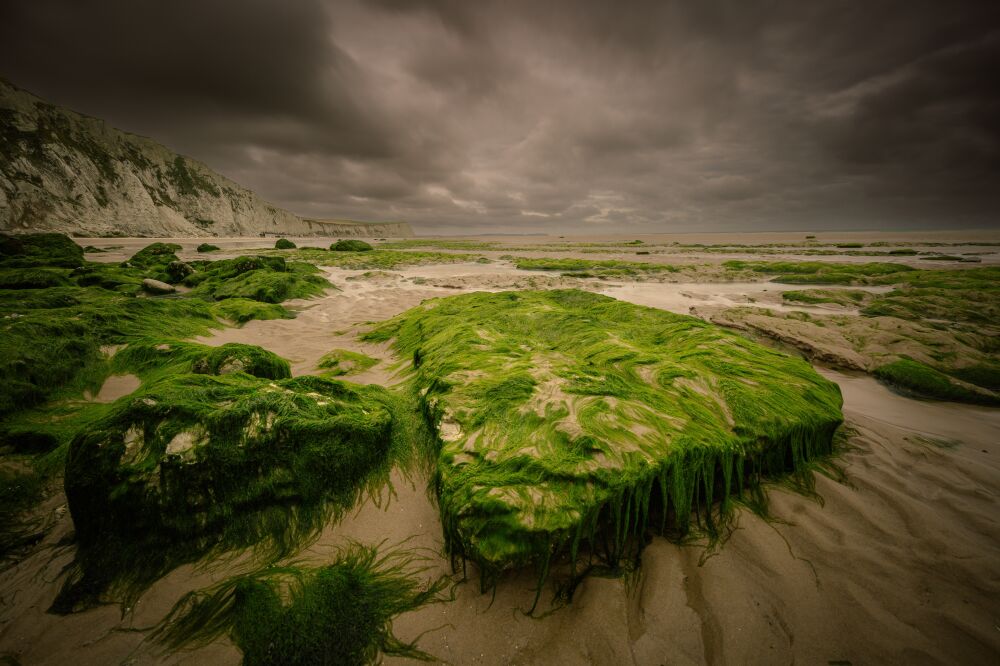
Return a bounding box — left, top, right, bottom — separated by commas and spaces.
0, 78, 412, 238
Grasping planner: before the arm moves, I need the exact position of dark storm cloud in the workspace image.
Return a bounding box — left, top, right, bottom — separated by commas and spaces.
1, 0, 997, 232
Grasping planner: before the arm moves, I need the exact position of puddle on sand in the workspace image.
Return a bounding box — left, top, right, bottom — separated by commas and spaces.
86, 373, 141, 402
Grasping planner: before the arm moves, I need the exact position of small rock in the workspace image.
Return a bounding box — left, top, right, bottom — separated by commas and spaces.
167, 260, 194, 282
142, 278, 175, 294
218, 358, 247, 375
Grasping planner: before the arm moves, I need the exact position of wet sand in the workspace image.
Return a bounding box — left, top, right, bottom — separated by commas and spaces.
2, 241, 998, 664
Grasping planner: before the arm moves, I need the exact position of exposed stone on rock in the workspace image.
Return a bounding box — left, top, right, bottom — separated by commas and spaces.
142, 278, 176, 294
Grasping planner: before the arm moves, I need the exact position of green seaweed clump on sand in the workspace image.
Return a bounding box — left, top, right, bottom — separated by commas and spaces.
54, 371, 412, 612
330, 239, 374, 252
184, 255, 329, 304
196, 243, 220, 253
365, 290, 843, 591
317, 349, 379, 377
274, 238, 296, 250
155, 544, 448, 665
724, 260, 914, 285
514, 257, 678, 278
113, 340, 291, 381
873, 358, 1000, 406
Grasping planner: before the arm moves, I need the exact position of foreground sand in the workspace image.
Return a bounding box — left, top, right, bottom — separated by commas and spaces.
1, 237, 998, 664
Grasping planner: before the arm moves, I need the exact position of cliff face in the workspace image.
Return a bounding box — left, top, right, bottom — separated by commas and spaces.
0, 79, 412, 238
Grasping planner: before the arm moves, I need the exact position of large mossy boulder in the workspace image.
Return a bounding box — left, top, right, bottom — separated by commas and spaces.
184, 255, 329, 304
58, 373, 403, 611
330, 239, 373, 252
128, 242, 182, 270
0, 233, 84, 268
274, 238, 296, 250
365, 290, 844, 578
115, 340, 291, 381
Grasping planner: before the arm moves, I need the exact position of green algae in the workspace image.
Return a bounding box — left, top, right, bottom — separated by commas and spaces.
0, 233, 84, 268
873, 358, 999, 406
330, 239, 374, 252
365, 289, 843, 586
274, 238, 296, 250
272, 248, 479, 270
154, 543, 449, 665
0, 279, 220, 418
184, 255, 330, 304
782, 289, 870, 306
724, 260, 915, 285
212, 298, 292, 324
0, 268, 70, 289
197, 243, 221, 253
113, 340, 291, 382
514, 257, 679, 278
317, 349, 379, 377
54, 372, 415, 612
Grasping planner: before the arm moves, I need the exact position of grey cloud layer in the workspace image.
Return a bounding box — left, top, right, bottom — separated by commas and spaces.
2, 0, 997, 232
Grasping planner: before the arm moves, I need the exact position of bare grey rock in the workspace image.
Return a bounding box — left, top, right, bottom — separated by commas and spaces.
142, 278, 175, 294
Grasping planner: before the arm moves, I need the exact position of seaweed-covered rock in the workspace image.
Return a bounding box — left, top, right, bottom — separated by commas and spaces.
166, 260, 194, 282
58, 373, 404, 610
0, 233, 84, 268
274, 238, 296, 250
0, 268, 69, 289
366, 290, 844, 578
196, 243, 220, 253
184, 255, 329, 304
128, 243, 182, 270
190, 343, 291, 379
330, 239, 373, 252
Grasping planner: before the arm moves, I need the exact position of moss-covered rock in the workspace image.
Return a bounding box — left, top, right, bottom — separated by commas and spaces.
184, 255, 329, 304
274, 238, 296, 250
211, 298, 291, 324
874, 358, 999, 405
114, 340, 291, 381
317, 349, 379, 376
330, 239, 373, 252
0, 233, 84, 268
57, 373, 408, 611
366, 290, 844, 581
0, 268, 70, 289
196, 243, 220, 253
128, 242, 182, 270
166, 260, 194, 282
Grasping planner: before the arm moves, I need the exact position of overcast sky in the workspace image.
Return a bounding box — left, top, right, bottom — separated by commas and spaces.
2, 0, 998, 234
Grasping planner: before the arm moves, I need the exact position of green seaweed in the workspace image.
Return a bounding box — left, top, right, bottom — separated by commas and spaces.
274, 238, 296, 250
212, 299, 292, 324
197, 243, 221, 253
154, 543, 449, 665
514, 257, 678, 278
113, 340, 291, 382
317, 349, 379, 377
724, 260, 915, 285
873, 358, 999, 405
782, 289, 870, 306
0, 233, 84, 268
54, 372, 417, 612
365, 290, 843, 590
184, 256, 330, 304
330, 239, 374, 252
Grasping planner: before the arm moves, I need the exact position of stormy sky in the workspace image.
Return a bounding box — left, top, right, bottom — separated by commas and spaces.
2, 1, 998, 234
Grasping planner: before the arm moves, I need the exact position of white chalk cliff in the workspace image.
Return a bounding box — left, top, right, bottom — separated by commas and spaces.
0, 78, 411, 238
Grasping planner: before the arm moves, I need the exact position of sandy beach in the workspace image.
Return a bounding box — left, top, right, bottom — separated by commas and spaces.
1, 235, 998, 665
